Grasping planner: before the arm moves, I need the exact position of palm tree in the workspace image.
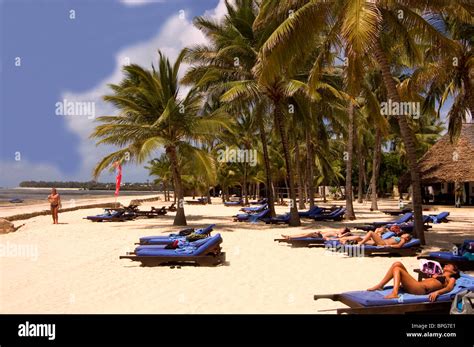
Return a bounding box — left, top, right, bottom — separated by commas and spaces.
254, 0, 472, 242
182, 0, 278, 218
411, 17, 473, 141
147, 154, 173, 201
91, 51, 229, 226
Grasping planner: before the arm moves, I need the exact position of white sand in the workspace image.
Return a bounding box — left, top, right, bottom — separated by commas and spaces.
1, 197, 473, 313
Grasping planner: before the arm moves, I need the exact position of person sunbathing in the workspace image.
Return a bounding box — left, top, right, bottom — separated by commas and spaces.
358, 230, 412, 247
281, 227, 351, 240
375, 224, 401, 236
335, 225, 404, 244
368, 261, 459, 301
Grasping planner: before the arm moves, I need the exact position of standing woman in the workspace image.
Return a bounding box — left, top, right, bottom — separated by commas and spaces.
48, 188, 61, 224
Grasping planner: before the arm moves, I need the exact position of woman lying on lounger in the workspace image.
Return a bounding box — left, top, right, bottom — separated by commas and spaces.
368, 261, 459, 301
281, 227, 351, 240
357, 230, 412, 247
335, 225, 403, 244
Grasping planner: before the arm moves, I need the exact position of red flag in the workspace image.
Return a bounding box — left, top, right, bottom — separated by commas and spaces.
114, 162, 122, 196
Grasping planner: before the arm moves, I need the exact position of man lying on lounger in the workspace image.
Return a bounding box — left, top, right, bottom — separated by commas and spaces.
367, 261, 460, 301
281, 227, 352, 240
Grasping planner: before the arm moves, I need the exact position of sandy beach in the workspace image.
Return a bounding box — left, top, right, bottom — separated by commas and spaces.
1, 197, 473, 314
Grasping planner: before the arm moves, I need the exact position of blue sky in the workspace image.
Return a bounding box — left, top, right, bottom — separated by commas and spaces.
0, 0, 223, 187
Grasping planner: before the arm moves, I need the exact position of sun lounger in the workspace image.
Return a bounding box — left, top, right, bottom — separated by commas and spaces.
120, 233, 225, 266
332, 238, 422, 257
418, 239, 474, 271
240, 203, 268, 213
275, 229, 398, 248
137, 224, 216, 245
234, 209, 269, 223
274, 236, 326, 247
371, 212, 413, 227
250, 198, 267, 205
186, 197, 208, 205
298, 206, 323, 218
354, 213, 434, 232
224, 200, 243, 206
427, 211, 449, 224
167, 203, 177, 212
314, 273, 474, 314
84, 210, 136, 222
380, 207, 412, 216
311, 208, 346, 221
261, 212, 291, 224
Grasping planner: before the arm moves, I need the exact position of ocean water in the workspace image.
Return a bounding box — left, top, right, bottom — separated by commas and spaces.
0, 188, 159, 204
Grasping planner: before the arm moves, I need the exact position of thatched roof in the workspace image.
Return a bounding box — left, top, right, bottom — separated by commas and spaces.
417, 123, 474, 184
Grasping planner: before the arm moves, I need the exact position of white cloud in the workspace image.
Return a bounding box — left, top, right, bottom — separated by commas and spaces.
204, 0, 232, 21
56, 11, 208, 183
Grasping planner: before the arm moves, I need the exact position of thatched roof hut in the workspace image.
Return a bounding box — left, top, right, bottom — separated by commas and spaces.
398, 124, 474, 194
417, 124, 474, 184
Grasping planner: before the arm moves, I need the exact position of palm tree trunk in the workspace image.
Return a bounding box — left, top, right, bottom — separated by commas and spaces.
256, 182, 260, 199
166, 146, 187, 226
295, 142, 306, 210
243, 163, 249, 205
371, 128, 382, 210
322, 185, 327, 203
345, 101, 356, 220
374, 40, 424, 244
257, 112, 276, 217
207, 185, 212, 204
273, 102, 300, 225
357, 156, 364, 203
357, 140, 364, 203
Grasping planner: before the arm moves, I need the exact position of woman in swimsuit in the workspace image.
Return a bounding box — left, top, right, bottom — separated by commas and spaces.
336, 225, 403, 244
47, 188, 61, 224
281, 227, 351, 240
368, 262, 459, 301
357, 230, 412, 247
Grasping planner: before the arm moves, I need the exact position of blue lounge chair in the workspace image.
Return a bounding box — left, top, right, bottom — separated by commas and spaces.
240, 203, 268, 213
336, 238, 422, 257
378, 215, 432, 233
224, 200, 243, 206
355, 212, 417, 231
234, 209, 269, 223
427, 211, 450, 224
137, 224, 216, 245
314, 273, 474, 314
298, 206, 322, 218
84, 209, 135, 222
186, 197, 208, 205
275, 235, 325, 247
261, 212, 291, 224
418, 239, 474, 271
250, 198, 267, 205
120, 234, 225, 266
311, 208, 346, 221
372, 212, 413, 228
